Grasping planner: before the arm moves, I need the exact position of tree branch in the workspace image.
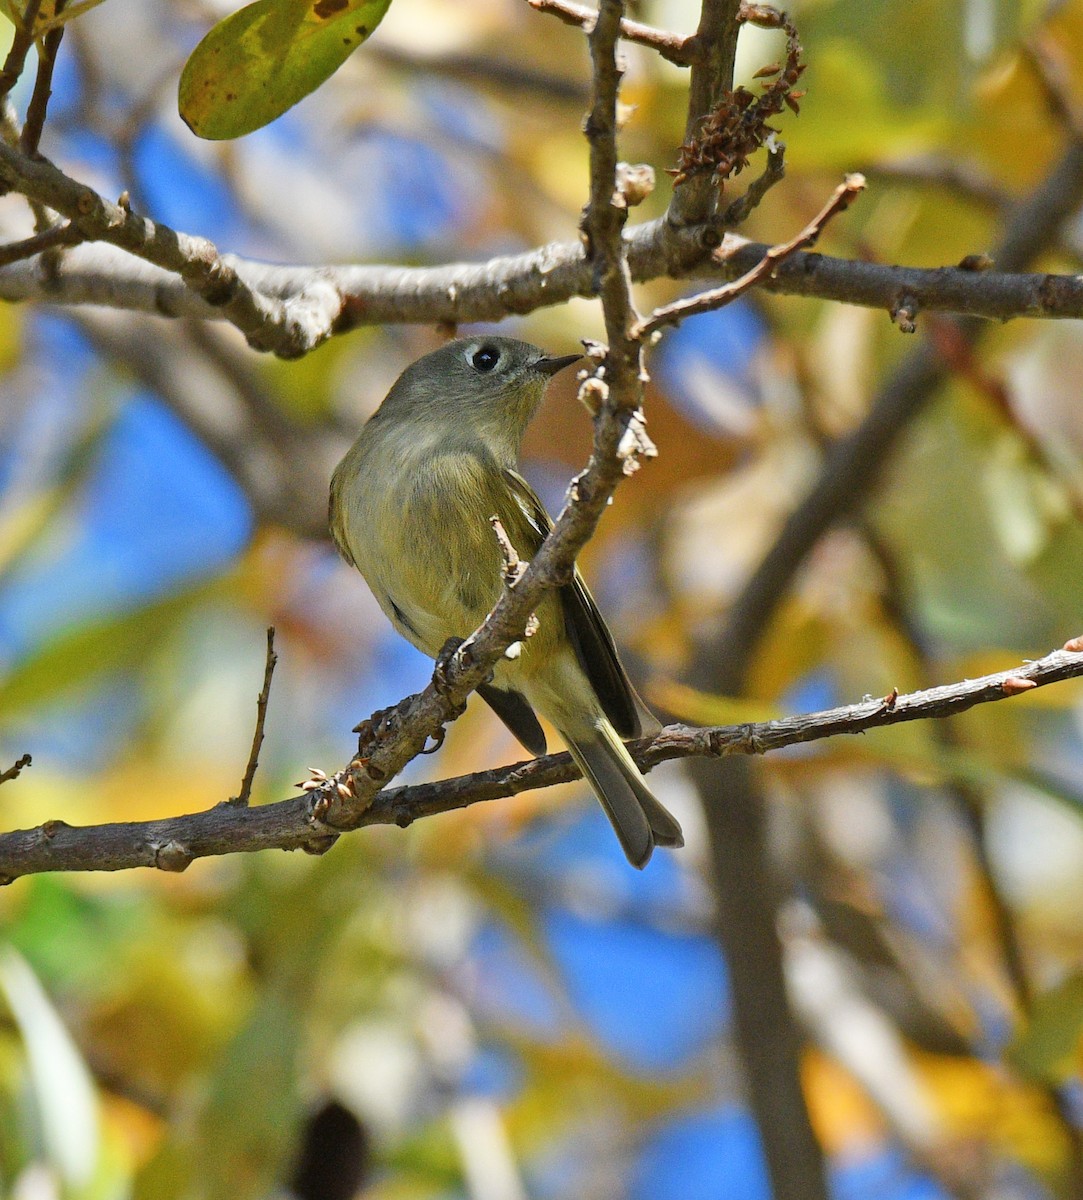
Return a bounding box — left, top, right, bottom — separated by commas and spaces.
0, 219, 81, 266
7, 212, 1083, 335
0, 142, 344, 357
669, 0, 745, 225
1, 642, 1079, 881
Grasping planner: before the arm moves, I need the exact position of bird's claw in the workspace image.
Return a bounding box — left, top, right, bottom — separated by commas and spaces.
433, 637, 466, 695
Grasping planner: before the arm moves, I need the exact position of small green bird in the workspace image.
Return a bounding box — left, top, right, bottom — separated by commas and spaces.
329, 336, 683, 868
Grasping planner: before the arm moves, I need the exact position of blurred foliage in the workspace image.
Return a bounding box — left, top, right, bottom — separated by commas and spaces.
0, 1, 1082, 1199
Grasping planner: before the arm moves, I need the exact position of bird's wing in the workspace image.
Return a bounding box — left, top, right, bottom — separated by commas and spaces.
477, 683, 547, 757
502, 469, 641, 739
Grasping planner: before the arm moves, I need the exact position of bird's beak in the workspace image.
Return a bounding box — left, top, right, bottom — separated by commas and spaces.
534, 352, 582, 377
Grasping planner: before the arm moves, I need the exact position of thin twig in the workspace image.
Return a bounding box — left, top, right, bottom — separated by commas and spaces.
229, 627, 278, 808
0, 0, 43, 101
637, 172, 865, 337
583, 0, 644, 386
718, 137, 786, 226
0, 220, 80, 266
526, 0, 698, 66
20, 0, 66, 157
0, 754, 31, 786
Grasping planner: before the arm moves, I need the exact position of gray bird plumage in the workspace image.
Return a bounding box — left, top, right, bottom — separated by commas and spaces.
329, 336, 683, 867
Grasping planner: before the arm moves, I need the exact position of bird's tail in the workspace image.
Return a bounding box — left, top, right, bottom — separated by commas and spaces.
564, 720, 684, 869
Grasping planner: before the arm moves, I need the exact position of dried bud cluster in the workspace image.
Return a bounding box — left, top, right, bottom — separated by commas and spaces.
670, 3, 805, 190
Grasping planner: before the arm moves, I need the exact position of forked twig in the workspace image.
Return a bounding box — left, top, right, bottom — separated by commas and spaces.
636, 172, 865, 337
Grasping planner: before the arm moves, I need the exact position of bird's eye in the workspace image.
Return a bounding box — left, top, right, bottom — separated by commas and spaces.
470, 345, 500, 373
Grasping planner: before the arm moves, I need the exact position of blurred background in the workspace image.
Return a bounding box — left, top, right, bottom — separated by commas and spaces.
2, 0, 1083, 1197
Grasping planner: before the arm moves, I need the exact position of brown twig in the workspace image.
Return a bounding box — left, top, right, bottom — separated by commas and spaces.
718, 136, 786, 226
0, 642, 1079, 881
20, 0, 66, 157
0, 0, 43, 101
0, 754, 31, 786
526, 0, 697, 66
582, 0, 644, 389
0, 219, 80, 266
637, 172, 865, 337
229, 627, 278, 808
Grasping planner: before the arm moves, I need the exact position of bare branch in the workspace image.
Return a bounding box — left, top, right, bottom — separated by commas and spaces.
1, 643, 1080, 881
718, 136, 786, 226
229, 627, 278, 808
9, 210, 1083, 335
0, 142, 344, 357
583, 0, 644, 387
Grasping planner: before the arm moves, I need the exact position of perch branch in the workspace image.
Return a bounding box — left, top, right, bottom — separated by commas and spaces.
0, 643, 1079, 880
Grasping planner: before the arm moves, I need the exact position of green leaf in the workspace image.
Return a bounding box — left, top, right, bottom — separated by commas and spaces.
178, 0, 393, 140
1010, 974, 1083, 1083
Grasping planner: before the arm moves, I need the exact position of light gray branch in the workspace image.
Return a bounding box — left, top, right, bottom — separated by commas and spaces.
6, 215, 1083, 337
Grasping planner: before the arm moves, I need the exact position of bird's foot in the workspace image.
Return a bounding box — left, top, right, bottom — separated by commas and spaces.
433, 636, 466, 695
